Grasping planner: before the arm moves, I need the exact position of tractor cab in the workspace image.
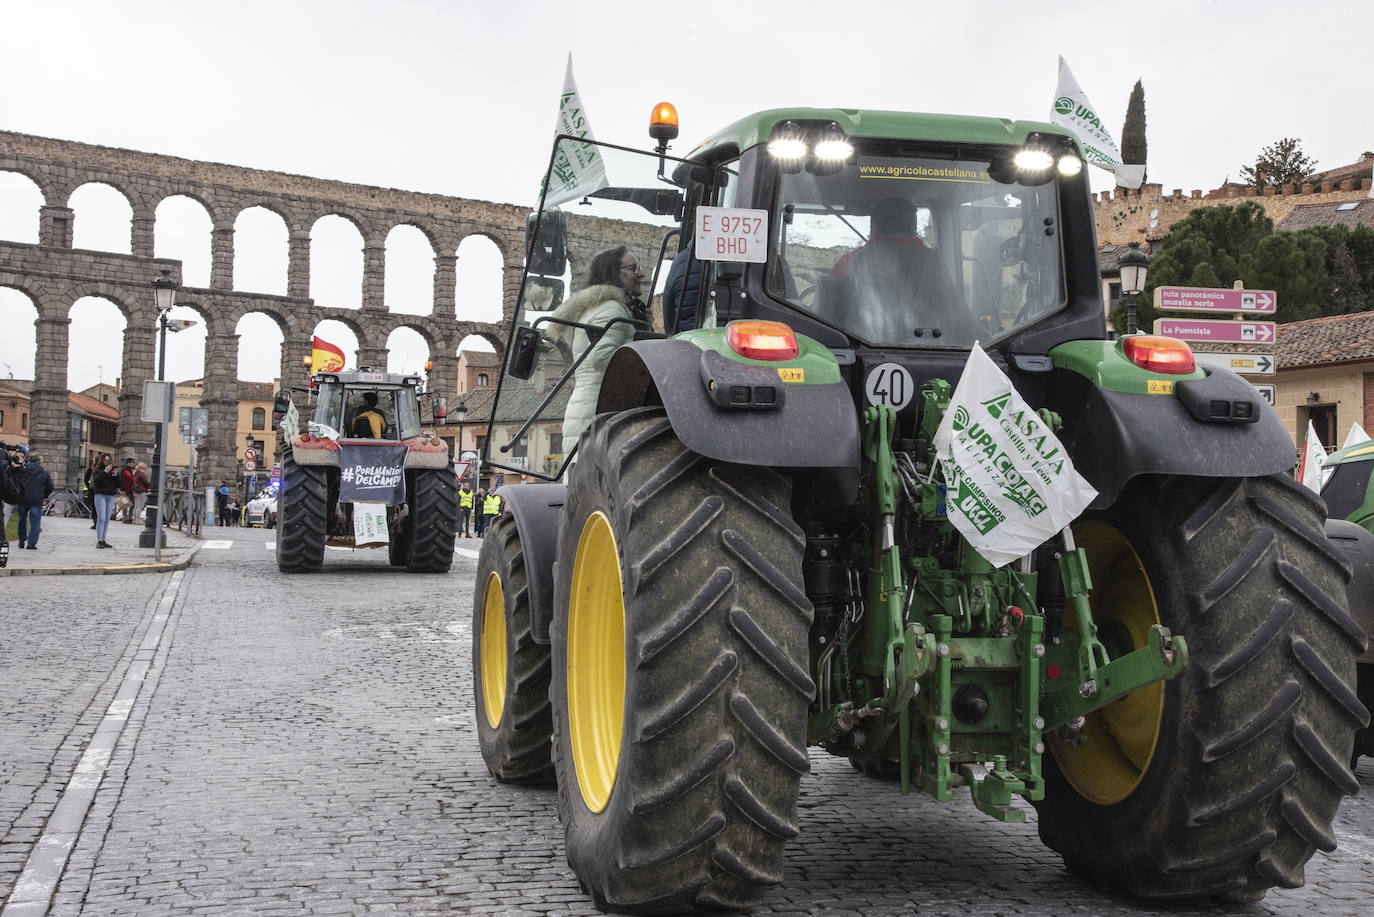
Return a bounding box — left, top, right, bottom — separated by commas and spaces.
310, 369, 423, 442
485, 109, 1104, 482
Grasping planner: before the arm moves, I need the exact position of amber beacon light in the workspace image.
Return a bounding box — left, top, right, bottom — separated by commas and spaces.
649, 102, 679, 145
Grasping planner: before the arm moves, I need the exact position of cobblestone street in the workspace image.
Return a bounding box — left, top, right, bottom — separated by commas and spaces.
2, 536, 1372, 916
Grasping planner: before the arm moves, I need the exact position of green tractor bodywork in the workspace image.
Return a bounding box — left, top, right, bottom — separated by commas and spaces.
473, 107, 1366, 912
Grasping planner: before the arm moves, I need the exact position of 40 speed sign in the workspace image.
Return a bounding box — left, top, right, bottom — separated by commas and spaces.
865, 363, 915, 410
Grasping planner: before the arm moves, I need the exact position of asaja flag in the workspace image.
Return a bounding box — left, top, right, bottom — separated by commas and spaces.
311, 336, 346, 373
1297, 420, 1327, 493
543, 54, 609, 209
933, 343, 1098, 567
1050, 56, 1145, 190
1342, 422, 1371, 450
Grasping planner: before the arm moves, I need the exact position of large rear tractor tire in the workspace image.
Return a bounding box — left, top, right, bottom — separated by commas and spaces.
1035, 474, 1367, 903
406, 468, 457, 573
473, 514, 555, 784
550, 408, 814, 913
276, 453, 328, 573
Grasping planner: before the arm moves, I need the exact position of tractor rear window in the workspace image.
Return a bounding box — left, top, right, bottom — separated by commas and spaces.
1321, 462, 1372, 520
768, 150, 1066, 347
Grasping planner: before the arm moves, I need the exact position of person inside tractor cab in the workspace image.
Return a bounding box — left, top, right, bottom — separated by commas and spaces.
350, 391, 387, 439
830, 195, 975, 344
547, 245, 643, 453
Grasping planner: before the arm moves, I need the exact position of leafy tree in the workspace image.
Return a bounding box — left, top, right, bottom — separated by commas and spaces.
1303, 224, 1374, 315
1239, 137, 1317, 190
1109, 201, 1325, 330
1120, 79, 1147, 183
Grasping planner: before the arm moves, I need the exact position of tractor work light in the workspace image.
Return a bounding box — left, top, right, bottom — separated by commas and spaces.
1013, 149, 1054, 172
726, 320, 800, 361
767, 134, 808, 162
1057, 154, 1083, 176
1122, 335, 1196, 374
813, 132, 854, 163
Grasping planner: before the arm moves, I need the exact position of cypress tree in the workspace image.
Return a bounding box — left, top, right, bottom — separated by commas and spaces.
1120, 79, 1147, 183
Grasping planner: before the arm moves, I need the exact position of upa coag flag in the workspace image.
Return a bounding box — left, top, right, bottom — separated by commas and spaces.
339, 442, 408, 506
311, 336, 346, 374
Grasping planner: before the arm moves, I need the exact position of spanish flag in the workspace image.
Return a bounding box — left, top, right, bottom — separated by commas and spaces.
311, 336, 346, 374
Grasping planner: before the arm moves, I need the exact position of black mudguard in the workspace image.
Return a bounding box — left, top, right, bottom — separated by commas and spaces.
598, 339, 861, 501
499, 483, 566, 646
1325, 518, 1374, 665
1051, 368, 1297, 510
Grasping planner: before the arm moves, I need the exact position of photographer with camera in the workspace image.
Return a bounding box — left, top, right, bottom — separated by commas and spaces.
0, 443, 23, 565
9, 446, 53, 550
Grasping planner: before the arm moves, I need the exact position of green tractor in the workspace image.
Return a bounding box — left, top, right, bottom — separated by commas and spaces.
472, 106, 1370, 912
1313, 439, 1374, 765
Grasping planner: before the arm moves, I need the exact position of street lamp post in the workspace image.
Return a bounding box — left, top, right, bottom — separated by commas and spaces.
1118, 242, 1151, 335
140, 270, 178, 551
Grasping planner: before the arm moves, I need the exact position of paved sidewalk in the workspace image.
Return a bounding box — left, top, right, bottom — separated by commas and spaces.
0, 514, 204, 576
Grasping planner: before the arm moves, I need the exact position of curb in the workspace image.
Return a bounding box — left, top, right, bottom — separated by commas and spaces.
0, 542, 203, 577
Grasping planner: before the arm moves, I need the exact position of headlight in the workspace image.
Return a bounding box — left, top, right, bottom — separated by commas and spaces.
1057, 154, 1083, 176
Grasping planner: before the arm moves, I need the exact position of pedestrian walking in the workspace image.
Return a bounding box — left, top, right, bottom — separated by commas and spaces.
91, 454, 121, 548
132, 461, 151, 526
13, 448, 54, 549
0, 444, 22, 567
217, 481, 229, 526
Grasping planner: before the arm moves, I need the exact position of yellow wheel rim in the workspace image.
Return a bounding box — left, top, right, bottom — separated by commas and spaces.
567, 511, 627, 814
1049, 520, 1165, 806
479, 572, 507, 730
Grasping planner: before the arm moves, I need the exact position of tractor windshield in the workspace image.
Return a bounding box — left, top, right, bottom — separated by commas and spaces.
486, 138, 692, 479
768, 147, 1067, 347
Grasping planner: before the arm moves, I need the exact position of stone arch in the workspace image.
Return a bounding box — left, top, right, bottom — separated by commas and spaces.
67, 294, 129, 393
235, 311, 287, 383
233, 205, 289, 295
384, 325, 433, 377
60, 171, 137, 207
0, 161, 56, 202
154, 194, 214, 288
63, 281, 139, 322
230, 197, 300, 233
67, 181, 133, 253
455, 233, 505, 324
0, 169, 44, 243
456, 228, 516, 264
310, 213, 366, 309
0, 284, 39, 382
383, 222, 436, 315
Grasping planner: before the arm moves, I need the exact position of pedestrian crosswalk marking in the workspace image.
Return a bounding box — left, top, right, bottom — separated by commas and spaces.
455, 547, 479, 559
202, 540, 233, 549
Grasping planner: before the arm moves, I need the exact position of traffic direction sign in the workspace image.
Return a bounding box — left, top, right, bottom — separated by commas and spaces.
1253, 384, 1275, 406
1155, 318, 1275, 344
1193, 352, 1275, 376
244, 447, 258, 460
1154, 286, 1277, 314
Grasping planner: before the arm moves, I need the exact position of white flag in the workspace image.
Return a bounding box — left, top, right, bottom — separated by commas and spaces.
933, 344, 1099, 567
1342, 422, 1371, 450
1298, 420, 1327, 493
1050, 57, 1145, 190
543, 54, 609, 209
353, 501, 390, 546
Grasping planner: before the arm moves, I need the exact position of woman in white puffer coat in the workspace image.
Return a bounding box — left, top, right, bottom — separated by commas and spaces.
548, 246, 644, 453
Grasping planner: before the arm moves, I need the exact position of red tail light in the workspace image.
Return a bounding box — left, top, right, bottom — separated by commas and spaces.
1122, 335, 1196, 374
726, 321, 799, 361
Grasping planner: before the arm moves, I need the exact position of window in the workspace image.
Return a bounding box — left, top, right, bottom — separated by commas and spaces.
477, 373, 489, 387
547, 432, 563, 455
0, 410, 4, 426
21, 412, 26, 430
511, 434, 528, 458
251, 407, 266, 430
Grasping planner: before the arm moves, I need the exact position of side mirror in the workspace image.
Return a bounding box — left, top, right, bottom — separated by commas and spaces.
507, 327, 542, 380
525, 210, 567, 276
433, 395, 447, 420
522, 276, 565, 312
273, 392, 291, 414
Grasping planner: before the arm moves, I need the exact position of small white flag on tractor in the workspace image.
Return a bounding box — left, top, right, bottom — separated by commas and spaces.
542, 54, 609, 209
1342, 422, 1371, 451
1050, 56, 1145, 190
933, 344, 1098, 567
1298, 420, 1327, 492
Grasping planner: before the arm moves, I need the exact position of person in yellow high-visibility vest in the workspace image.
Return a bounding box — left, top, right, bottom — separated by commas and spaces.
480, 490, 502, 537
457, 483, 474, 537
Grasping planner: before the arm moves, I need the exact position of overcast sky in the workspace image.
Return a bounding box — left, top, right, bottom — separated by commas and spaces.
0, 0, 1368, 392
